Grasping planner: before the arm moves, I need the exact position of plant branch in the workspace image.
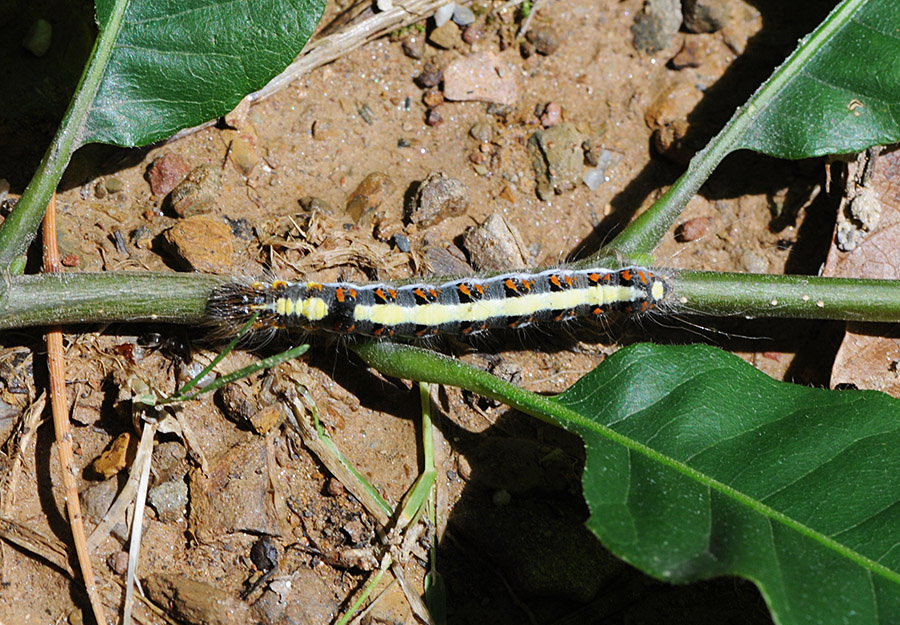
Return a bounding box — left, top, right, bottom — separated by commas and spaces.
0, 272, 224, 330
603, 0, 867, 260
671, 269, 900, 322
0, 0, 132, 271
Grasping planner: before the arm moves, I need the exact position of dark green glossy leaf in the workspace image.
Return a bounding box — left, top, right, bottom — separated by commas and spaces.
738, 0, 900, 158
556, 343, 900, 624
87, 0, 324, 146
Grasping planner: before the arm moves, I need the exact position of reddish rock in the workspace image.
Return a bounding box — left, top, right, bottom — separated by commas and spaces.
146, 153, 190, 197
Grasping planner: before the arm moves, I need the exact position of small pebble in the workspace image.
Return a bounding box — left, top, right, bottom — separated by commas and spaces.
131, 225, 153, 250
147, 479, 189, 523
91, 432, 134, 479
469, 121, 493, 142
346, 172, 396, 222
632, 0, 682, 53
80, 478, 119, 521
425, 243, 472, 275
168, 165, 222, 217
425, 108, 444, 126
146, 153, 190, 197
434, 2, 456, 27
582, 167, 607, 192
401, 36, 423, 59
107, 551, 129, 576
525, 26, 560, 56
407, 171, 469, 227
223, 127, 260, 174
740, 250, 769, 274
325, 477, 345, 497
105, 177, 124, 193
452, 4, 475, 26
461, 23, 481, 44
392, 233, 411, 252
428, 20, 460, 49
682, 0, 731, 33
250, 536, 279, 571
163, 216, 235, 272
675, 217, 711, 242
422, 89, 444, 108
527, 123, 583, 200
145, 574, 255, 625
414, 63, 443, 88
61, 254, 80, 267
539, 101, 562, 127
461, 213, 527, 271
299, 195, 336, 215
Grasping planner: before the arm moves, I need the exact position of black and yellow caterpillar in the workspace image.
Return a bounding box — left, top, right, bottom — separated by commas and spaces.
207, 266, 670, 339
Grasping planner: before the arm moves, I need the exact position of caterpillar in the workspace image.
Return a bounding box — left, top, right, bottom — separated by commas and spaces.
206, 266, 671, 339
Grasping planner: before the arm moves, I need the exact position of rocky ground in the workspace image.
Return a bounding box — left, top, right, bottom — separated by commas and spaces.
0, 1, 847, 623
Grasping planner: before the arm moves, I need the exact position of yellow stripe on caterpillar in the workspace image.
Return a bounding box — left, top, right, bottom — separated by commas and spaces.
353, 284, 642, 327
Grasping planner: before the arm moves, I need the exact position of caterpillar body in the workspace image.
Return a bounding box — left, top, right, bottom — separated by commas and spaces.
207, 266, 670, 339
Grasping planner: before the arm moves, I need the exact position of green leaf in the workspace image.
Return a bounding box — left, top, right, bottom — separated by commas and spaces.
0, 0, 325, 268
556, 343, 900, 624
88, 0, 324, 146
354, 340, 900, 622
737, 0, 900, 159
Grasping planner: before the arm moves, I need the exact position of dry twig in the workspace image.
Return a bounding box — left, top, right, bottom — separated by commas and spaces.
43, 193, 108, 625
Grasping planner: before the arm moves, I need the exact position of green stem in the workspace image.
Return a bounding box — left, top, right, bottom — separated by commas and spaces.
354, 342, 561, 427
0, 272, 224, 329
604, 0, 866, 260
672, 270, 900, 322
0, 0, 130, 270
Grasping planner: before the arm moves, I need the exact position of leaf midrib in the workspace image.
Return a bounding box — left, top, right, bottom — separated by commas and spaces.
548, 392, 900, 584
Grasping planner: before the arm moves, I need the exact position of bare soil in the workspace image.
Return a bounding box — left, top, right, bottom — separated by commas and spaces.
1, 1, 848, 624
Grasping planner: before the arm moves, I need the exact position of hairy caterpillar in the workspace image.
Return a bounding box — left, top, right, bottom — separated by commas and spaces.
206, 266, 670, 339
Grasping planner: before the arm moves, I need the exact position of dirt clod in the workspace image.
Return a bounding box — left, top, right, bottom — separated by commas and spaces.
144, 574, 255, 625
527, 122, 583, 200
525, 26, 560, 56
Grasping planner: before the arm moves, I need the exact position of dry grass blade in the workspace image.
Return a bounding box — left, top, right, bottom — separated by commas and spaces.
1, 392, 46, 519
42, 193, 108, 625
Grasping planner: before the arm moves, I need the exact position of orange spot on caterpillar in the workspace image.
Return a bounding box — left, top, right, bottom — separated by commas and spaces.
335, 288, 346, 302
620, 270, 633, 281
